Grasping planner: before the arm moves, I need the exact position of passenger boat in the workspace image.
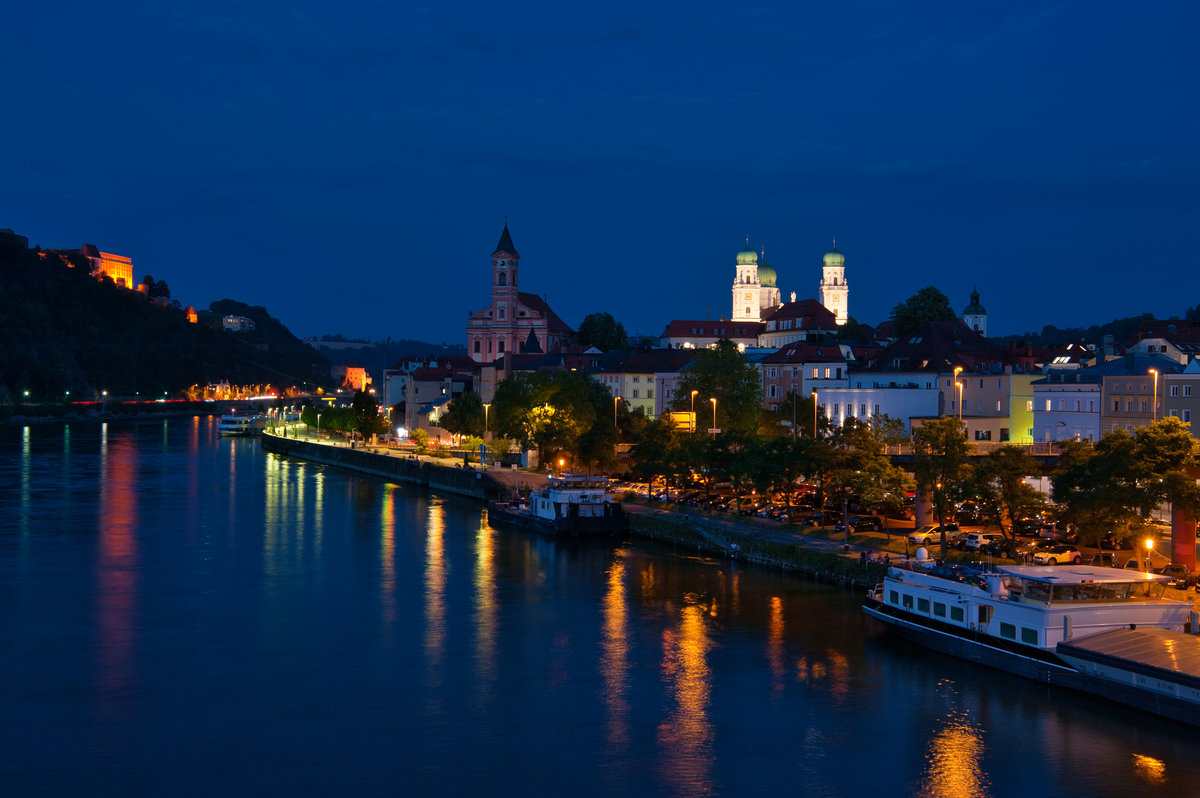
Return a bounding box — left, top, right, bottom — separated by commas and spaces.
487, 475, 629, 537
863, 563, 1200, 726
217, 414, 266, 436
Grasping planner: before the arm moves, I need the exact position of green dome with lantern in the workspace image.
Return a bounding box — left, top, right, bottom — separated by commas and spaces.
757, 261, 777, 288
823, 245, 845, 267
736, 243, 758, 266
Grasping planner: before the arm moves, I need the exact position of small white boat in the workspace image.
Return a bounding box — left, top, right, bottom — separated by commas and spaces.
487, 475, 628, 536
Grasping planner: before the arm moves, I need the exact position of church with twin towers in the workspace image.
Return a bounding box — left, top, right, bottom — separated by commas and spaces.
731, 239, 848, 325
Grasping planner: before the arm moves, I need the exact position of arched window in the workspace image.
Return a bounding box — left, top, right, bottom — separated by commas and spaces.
498, 273, 507, 286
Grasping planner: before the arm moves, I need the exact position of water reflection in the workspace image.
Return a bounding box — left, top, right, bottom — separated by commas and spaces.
473, 511, 497, 689
19, 426, 31, 547
658, 592, 714, 797
96, 429, 139, 706
424, 500, 447, 712
379, 487, 397, 634
917, 681, 989, 798
600, 551, 630, 753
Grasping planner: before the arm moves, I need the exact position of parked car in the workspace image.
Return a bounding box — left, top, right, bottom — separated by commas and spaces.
1089, 552, 1120, 568
983, 537, 1021, 558
1157, 563, 1192, 589
907, 524, 959, 546
964, 532, 1004, 550
955, 502, 985, 525
836, 515, 885, 534
1033, 545, 1082, 565
948, 531, 971, 549
1099, 532, 1133, 550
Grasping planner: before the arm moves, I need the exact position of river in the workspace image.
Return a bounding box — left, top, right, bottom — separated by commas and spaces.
1, 417, 1196, 797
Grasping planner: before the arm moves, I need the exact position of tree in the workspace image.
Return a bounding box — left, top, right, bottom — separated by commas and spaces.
837, 315, 872, 342
974, 446, 1042, 540
671, 339, 762, 437
576, 312, 628, 351
351, 389, 389, 440
825, 417, 914, 533
911, 417, 973, 558
890, 286, 957, 338
1053, 435, 1144, 549
439, 391, 485, 437
630, 415, 678, 495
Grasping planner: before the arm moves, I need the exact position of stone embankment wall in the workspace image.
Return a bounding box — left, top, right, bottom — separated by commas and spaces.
261, 434, 502, 501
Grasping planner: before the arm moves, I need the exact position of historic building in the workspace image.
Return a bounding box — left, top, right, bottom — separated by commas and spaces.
730, 242, 781, 322
817, 243, 848, 325
466, 223, 575, 364
962, 288, 988, 336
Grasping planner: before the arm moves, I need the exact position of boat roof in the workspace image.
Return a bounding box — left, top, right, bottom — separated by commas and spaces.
1058, 627, 1200, 686
998, 565, 1170, 585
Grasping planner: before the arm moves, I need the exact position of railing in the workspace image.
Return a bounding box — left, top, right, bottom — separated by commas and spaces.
883, 442, 1065, 457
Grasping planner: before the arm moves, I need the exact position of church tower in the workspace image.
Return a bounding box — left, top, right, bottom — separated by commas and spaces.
492, 221, 519, 301
731, 240, 761, 322
757, 249, 781, 313
818, 241, 848, 325
962, 287, 987, 336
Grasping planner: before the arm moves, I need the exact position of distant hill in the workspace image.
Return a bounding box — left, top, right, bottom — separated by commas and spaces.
995, 313, 1161, 348
0, 230, 330, 401
308, 336, 465, 377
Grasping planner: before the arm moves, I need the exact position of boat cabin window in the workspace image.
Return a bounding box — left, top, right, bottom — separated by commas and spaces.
1021, 628, 1039, 645
902, 595, 914, 610
999, 622, 1016, 640
889, 590, 899, 605
977, 606, 993, 625
933, 603, 946, 618
950, 607, 965, 623
917, 598, 930, 613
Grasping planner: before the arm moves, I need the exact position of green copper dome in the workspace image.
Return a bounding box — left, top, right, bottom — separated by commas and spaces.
823, 245, 845, 267
736, 244, 758, 266
757, 262, 777, 288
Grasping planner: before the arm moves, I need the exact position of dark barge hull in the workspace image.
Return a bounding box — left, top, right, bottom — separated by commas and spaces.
486, 501, 628, 537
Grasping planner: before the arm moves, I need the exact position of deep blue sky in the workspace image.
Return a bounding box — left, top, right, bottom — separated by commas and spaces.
4, 2, 1198, 345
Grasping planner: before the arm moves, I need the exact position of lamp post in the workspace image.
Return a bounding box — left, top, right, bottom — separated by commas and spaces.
316, 412, 321, 442
1149, 368, 1158, 422
1144, 537, 1154, 572
690, 389, 699, 433
709, 397, 717, 437
613, 395, 620, 429
811, 390, 818, 438
483, 402, 490, 439
955, 381, 963, 424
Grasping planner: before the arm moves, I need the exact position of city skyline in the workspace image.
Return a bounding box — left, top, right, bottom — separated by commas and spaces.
3, 1, 1197, 345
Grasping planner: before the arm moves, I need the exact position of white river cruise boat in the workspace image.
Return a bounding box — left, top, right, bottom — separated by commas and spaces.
487, 475, 628, 537
217, 414, 266, 437
864, 563, 1200, 726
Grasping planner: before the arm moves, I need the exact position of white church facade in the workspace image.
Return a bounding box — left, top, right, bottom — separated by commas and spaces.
730, 239, 849, 326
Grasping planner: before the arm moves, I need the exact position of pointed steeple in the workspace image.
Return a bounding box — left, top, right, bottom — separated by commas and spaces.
494, 220, 518, 257
522, 327, 543, 354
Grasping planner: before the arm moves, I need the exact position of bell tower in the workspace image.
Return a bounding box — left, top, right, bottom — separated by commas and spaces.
492, 220, 519, 301
731, 238, 760, 322
818, 240, 849, 325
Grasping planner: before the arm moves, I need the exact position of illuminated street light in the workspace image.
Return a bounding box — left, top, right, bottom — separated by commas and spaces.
710, 397, 717, 437
483, 402, 491, 439
690, 390, 699, 433
1144, 537, 1154, 572
812, 390, 818, 438
955, 381, 963, 424
1149, 368, 1158, 422
614, 395, 620, 429
316, 412, 321, 442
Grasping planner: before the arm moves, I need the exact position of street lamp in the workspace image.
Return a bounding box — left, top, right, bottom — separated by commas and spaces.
1149, 368, 1158, 422
483, 402, 490, 439
316, 412, 321, 442
710, 397, 717, 437
811, 390, 818, 438
955, 381, 964, 423
614, 395, 620, 429
690, 390, 699, 433
1144, 537, 1154, 572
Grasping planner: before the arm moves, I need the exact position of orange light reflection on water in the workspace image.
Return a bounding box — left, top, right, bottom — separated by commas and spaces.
423, 501, 447, 713
601, 552, 630, 753
473, 512, 497, 686
658, 593, 714, 797
96, 429, 139, 702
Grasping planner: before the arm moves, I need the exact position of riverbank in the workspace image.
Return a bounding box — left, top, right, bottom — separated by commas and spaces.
260, 428, 887, 590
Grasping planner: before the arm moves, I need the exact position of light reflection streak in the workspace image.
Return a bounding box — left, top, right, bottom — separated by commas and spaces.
19, 426, 31, 549
1132, 754, 1167, 784
380, 488, 396, 633
473, 513, 497, 686
96, 430, 139, 705
658, 594, 714, 797
767, 596, 786, 697
600, 552, 630, 752
917, 683, 989, 798
423, 501, 447, 713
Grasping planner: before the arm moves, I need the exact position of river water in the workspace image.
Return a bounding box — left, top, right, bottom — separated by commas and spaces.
1, 417, 1197, 797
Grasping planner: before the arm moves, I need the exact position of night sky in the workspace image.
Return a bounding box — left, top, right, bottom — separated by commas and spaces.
4, 2, 1198, 345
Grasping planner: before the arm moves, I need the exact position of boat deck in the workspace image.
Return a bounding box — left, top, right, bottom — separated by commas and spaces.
1058, 627, 1200, 692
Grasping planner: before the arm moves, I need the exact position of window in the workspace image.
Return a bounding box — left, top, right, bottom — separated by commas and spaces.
768, 385, 777, 398
978, 379, 984, 389
474, 341, 481, 353
860, 404, 868, 416
498, 272, 506, 286
933, 603, 947, 618
1185, 410, 1192, 422
768, 368, 777, 378
874, 404, 880, 415
812, 368, 818, 379
977, 400, 983, 412
632, 389, 639, 399
1186, 386, 1193, 397
917, 598, 930, 613
647, 389, 653, 399
902, 594, 913, 609
996, 401, 1001, 412
1046, 400, 1052, 411
1075, 400, 1081, 412
632, 376, 640, 383
1140, 400, 1148, 412
1026, 400, 1033, 412
996, 378, 1002, 389
889, 590, 899, 605
950, 607, 965, 622
1021, 628, 1039, 645
824, 368, 831, 379
1058, 399, 1064, 411
975, 430, 992, 441
1089, 401, 1095, 412
836, 368, 843, 379
1113, 399, 1120, 412
1000, 622, 1016, 640
1126, 400, 1134, 412
1171, 385, 1180, 397
833, 403, 841, 417
497, 340, 505, 353
498, 307, 505, 319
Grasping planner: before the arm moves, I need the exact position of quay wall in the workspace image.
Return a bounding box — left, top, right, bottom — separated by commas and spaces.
260, 433, 502, 501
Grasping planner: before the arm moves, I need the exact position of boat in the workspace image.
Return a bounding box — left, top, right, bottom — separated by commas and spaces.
863, 562, 1200, 726
487, 475, 629, 536
217, 414, 266, 436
